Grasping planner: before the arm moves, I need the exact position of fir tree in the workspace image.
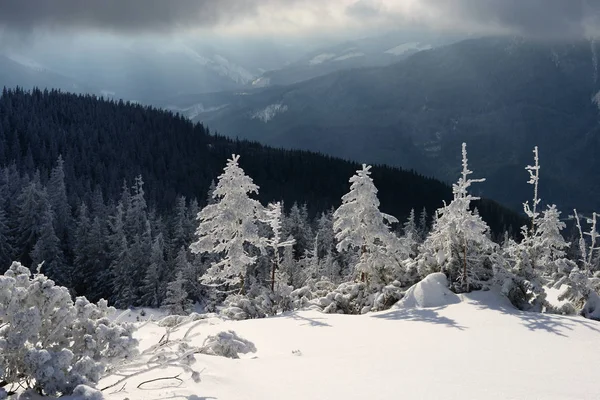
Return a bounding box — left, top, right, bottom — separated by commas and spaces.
191, 155, 267, 292
141, 234, 167, 308
417, 144, 495, 292
31, 206, 66, 286
47, 155, 72, 248
333, 164, 407, 286
162, 271, 193, 315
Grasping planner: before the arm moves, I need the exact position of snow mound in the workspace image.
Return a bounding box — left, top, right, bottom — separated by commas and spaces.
395, 273, 460, 308
201, 330, 257, 359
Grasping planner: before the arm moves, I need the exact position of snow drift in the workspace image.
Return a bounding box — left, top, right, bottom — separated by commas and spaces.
395, 272, 460, 308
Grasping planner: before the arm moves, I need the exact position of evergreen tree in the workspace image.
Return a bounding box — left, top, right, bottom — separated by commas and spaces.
418, 207, 430, 241
16, 177, 49, 266
191, 155, 267, 291
73, 203, 91, 295
108, 202, 135, 308
171, 195, 189, 256
141, 233, 167, 308
316, 209, 335, 260
0, 206, 14, 272
402, 208, 419, 257
31, 206, 66, 286
417, 144, 495, 292
333, 164, 407, 286
47, 155, 72, 248
162, 271, 193, 315
282, 202, 314, 259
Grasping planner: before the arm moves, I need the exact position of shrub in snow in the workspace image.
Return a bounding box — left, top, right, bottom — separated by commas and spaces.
157, 312, 216, 328
0, 262, 138, 397
289, 280, 337, 310
309, 280, 404, 315
72, 384, 104, 400
201, 331, 257, 359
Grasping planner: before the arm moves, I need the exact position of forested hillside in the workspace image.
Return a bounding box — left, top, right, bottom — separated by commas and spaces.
0, 88, 521, 306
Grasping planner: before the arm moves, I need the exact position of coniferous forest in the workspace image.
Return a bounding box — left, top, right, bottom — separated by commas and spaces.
0, 87, 523, 307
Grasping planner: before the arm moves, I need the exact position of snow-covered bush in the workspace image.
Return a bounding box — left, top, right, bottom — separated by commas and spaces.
201, 331, 257, 359
0, 262, 138, 397
289, 280, 337, 310
308, 280, 404, 315
157, 312, 216, 328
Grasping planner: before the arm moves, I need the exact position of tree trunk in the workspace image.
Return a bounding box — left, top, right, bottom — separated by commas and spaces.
239, 274, 245, 295
271, 255, 278, 292
462, 238, 468, 292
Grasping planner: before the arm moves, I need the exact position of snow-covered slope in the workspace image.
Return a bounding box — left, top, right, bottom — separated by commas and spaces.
102, 290, 600, 400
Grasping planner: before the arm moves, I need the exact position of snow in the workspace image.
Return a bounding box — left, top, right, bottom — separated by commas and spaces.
545, 285, 570, 309
308, 53, 336, 65
333, 52, 365, 62
396, 272, 460, 308
251, 103, 288, 123
100, 289, 600, 400
251, 76, 271, 88
384, 42, 432, 56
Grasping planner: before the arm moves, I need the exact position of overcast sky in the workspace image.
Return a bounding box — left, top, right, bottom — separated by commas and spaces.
0, 0, 598, 40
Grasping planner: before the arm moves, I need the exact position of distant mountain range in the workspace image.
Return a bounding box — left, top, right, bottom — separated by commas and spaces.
249, 31, 461, 88
174, 37, 600, 213
0, 31, 455, 104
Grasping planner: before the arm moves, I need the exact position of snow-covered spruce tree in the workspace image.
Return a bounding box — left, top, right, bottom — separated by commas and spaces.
282, 202, 314, 259
0, 262, 138, 397
333, 164, 407, 287
162, 270, 193, 315
416, 143, 495, 293
265, 202, 295, 293
30, 205, 67, 287
108, 202, 136, 309
140, 233, 168, 308
47, 155, 72, 252
402, 208, 420, 258
190, 155, 267, 293
418, 207, 430, 242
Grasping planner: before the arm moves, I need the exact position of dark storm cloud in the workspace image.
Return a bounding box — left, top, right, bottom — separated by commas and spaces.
419, 0, 600, 38
0, 0, 267, 33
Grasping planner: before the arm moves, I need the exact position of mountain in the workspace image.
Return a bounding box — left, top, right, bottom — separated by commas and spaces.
1, 37, 308, 103
250, 31, 462, 88
0, 87, 522, 234
0, 54, 96, 94
178, 37, 600, 213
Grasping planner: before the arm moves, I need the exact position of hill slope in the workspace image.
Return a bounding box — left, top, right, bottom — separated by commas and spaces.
104, 289, 600, 400
0, 88, 521, 232
186, 37, 600, 212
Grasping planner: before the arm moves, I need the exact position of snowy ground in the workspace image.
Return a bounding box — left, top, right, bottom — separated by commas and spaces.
99, 287, 600, 400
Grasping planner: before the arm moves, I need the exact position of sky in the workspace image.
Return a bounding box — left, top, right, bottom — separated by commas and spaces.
0, 0, 598, 40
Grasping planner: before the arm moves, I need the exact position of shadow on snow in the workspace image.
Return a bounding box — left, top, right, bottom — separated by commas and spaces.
371, 307, 467, 330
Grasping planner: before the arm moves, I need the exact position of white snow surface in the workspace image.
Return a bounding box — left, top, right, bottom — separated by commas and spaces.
308, 53, 337, 65
384, 42, 432, 56
333, 52, 365, 61
251, 103, 288, 123
98, 288, 600, 400
395, 272, 461, 308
